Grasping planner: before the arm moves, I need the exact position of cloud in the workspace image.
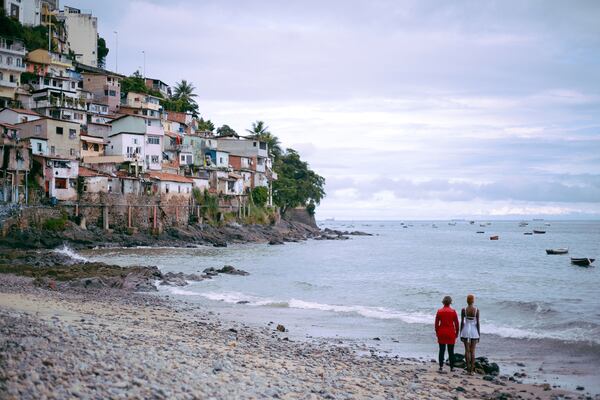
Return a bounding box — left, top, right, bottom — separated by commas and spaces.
67, 0, 600, 218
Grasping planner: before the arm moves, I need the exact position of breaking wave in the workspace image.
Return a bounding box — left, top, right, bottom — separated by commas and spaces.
53, 244, 89, 262
166, 289, 600, 344
498, 300, 557, 315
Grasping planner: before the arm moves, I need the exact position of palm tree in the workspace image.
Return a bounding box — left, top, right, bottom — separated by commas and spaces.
246, 120, 282, 159
173, 80, 197, 103
246, 120, 270, 136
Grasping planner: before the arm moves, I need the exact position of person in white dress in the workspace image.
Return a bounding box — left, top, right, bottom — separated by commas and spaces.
460, 294, 480, 374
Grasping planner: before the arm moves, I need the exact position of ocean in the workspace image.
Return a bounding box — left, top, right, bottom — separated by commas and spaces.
79, 220, 600, 392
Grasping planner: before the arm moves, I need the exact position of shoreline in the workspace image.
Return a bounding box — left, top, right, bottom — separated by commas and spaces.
1, 274, 596, 399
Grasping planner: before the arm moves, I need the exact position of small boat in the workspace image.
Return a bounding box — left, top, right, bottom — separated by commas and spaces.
524, 232, 533, 235
519, 222, 528, 227
469, 221, 475, 225
546, 248, 568, 255
476, 231, 485, 234
533, 229, 546, 234
480, 224, 486, 227
403, 225, 408, 228
570, 258, 595, 267
490, 235, 499, 240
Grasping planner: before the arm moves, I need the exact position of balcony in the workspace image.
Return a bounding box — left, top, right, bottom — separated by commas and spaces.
0, 60, 26, 72
0, 39, 26, 55
0, 80, 18, 88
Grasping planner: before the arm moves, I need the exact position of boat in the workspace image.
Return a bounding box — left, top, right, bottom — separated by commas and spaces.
533, 229, 546, 234
570, 258, 595, 267
546, 248, 568, 255
524, 232, 533, 235
480, 224, 486, 227
469, 221, 475, 225
490, 235, 499, 240
476, 231, 485, 234
519, 222, 528, 227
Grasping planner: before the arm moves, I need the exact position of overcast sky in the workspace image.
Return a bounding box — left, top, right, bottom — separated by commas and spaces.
71, 0, 600, 219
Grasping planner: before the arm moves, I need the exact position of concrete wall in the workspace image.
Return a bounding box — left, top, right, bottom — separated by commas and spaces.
62, 6, 98, 67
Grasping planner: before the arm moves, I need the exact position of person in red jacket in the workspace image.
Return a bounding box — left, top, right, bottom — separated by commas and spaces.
435, 295, 459, 372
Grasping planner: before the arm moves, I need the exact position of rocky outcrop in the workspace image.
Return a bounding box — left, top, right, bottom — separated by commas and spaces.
202, 266, 250, 277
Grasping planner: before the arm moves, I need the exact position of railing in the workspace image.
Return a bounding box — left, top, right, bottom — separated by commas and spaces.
0, 39, 26, 53
0, 80, 18, 88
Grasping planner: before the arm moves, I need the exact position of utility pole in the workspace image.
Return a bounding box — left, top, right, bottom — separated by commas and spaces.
142, 50, 146, 78
113, 31, 118, 72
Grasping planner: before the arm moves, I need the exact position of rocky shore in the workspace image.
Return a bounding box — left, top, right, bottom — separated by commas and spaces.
0, 217, 372, 251
1, 273, 594, 399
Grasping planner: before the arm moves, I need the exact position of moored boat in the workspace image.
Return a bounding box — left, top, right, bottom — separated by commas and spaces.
490, 235, 499, 240
546, 248, 568, 255
533, 229, 546, 234
476, 231, 485, 234
570, 258, 595, 267
524, 232, 533, 235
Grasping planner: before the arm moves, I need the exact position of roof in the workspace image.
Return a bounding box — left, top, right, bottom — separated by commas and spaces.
108, 131, 145, 137
80, 135, 106, 144
0, 121, 19, 130
75, 62, 126, 78
79, 166, 110, 178
146, 172, 193, 184
0, 107, 42, 117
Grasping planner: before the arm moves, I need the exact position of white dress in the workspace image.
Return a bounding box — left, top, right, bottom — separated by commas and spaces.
460, 307, 480, 341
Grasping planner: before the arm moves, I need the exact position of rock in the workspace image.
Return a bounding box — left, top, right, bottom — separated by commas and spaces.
576, 386, 585, 391
276, 324, 286, 332
217, 265, 249, 276
455, 386, 466, 392
268, 239, 284, 245
483, 375, 495, 381
202, 267, 219, 276
372, 337, 381, 341
236, 301, 250, 304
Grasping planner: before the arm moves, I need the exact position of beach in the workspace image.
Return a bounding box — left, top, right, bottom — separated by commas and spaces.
0, 273, 596, 400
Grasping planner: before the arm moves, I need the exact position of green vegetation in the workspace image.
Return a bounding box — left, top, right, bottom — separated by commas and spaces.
120, 71, 162, 97
251, 186, 268, 207
272, 149, 325, 215
43, 215, 68, 231
216, 124, 236, 136
162, 80, 199, 116
97, 35, 109, 68
0, 9, 61, 51
246, 120, 282, 159
192, 188, 220, 223
196, 117, 215, 132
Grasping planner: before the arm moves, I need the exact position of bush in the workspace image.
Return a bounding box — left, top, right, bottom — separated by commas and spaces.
251, 186, 269, 207
306, 201, 316, 216
43, 216, 67, 231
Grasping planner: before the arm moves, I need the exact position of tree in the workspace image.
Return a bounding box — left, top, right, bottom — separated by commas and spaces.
251, 186, 269, 207
167, 80, 199, 116
120, 70, 149, 96
97, 35, 109, 68
246, 120, 282, 159
197, 117, 215, 132
272, 149, 325, 215
216, 124, 237, 136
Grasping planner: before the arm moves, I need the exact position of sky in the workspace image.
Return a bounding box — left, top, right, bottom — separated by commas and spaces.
70, 0, 600, 219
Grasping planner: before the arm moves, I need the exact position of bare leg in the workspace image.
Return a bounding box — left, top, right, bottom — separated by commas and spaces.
462, 340, 470, 373
469, 341, 478, 373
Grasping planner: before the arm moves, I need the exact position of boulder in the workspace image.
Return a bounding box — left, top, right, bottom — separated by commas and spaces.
217, 265, 249, 276
276, 324, 286, 332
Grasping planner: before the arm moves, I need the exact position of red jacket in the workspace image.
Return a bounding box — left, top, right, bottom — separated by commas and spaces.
435, 305, 459, 344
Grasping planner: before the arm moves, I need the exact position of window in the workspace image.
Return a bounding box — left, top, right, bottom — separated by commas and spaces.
54, 178, 67, 189
6, 57, 12, 66
180, 155, 186, 163
219, 157, 223, 164
104, 89, 108, 96
56, 127, 63, 135
259, 142, 267, 150
16, 58, 21, 67
50, 146, 55, 155
133, 138, 138, 144
151, 155, 159, 163
93, 143, 99, 151
109, 90, 116, 96
82, 142, 88, 150
74, 113, 82, 120
147, 137, 160, 145
71, 82, 75, 89
37, 143, 42, 152
69, 129, 76, 139
34, 125, 41, 135
44, 78, 50, 86
186, 155, 192, 164
178, 185, 181, 193
127, 146, 134, 155
253, 142, 257, 147
165, 183, 169, 193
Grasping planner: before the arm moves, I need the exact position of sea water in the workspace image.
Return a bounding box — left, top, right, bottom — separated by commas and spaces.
81, 220, 600, 392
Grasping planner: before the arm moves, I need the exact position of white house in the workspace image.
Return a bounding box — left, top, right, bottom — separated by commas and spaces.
109, 114, 163, 171
0, 107, 42, 125
146, 172, 193, 199
57, 6, 98, 67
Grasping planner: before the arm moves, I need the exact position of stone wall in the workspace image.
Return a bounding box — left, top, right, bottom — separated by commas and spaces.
283, 207, 317, 228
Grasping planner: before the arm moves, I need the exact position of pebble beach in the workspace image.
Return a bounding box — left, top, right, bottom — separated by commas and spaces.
1, 274, 595, 400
